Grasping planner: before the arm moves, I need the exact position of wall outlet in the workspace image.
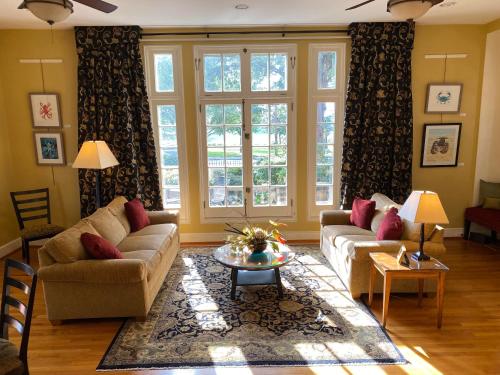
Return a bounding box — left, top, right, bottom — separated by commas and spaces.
458, 162, 465, 167
64, 124, 71, 128
459, 113, 467, 117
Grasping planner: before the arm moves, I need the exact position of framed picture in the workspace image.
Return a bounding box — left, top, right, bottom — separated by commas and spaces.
425, 83, 462, 113
420, 123, 462, 167
33, 132, 66, 166
29, 93, 62, 128
396, 247, 409, 267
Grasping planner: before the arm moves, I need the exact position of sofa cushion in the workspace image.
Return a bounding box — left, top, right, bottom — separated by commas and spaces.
479, 179, 500, 205
334, 235, 401, 261
128, 223, 177, 238
125, 198, 151, 232
86, 207, 128, 246
483, 197, 500, 210
401, 221, 436, 242
44, 221, 99, 263
81, 232, 123, 259
107, 196, 131, 234
376, 207, 403, 240
323, 225, 374, 245
371, 193, 401, 211
370, 209, 385, 233
121, 250, 161, 281
350, 198, 376, 230
117, 234, 167, 253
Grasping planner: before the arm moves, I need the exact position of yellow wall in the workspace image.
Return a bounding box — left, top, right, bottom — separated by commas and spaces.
0, 25, 491, 244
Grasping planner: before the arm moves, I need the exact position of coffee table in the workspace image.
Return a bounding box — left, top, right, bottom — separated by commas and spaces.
213, 243, 295, 300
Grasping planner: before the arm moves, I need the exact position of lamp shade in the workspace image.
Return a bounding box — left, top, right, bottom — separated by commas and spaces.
388, 0, 433, 20
72, 141, 119, 170
398, 191, 449, 224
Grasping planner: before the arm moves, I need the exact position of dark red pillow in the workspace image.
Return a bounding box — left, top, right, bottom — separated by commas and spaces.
124, 198, 150, 232
350, 198, 376, 230
376, 207, 404, 240
80, 232, 123, 259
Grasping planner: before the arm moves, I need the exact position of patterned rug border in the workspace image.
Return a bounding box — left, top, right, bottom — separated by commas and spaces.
97, 246, 408, 371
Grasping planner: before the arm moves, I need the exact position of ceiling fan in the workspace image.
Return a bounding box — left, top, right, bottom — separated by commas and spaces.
18, 0, 118, 25
346, 0, 444, 21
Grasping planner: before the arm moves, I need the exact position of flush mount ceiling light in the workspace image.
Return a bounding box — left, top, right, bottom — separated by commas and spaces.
235, 4, 249, 10
18, 0, 117, 25
346, 0, 444, 21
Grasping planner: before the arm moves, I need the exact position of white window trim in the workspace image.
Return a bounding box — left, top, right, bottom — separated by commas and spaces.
194, 44, 297, 224
143, 45, 190, 224
307, 43, 346, 220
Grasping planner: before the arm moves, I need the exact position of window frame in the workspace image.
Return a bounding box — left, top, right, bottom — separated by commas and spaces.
307, 43, 346, 220
144, 45, 190, 223
194, 44, 297, 223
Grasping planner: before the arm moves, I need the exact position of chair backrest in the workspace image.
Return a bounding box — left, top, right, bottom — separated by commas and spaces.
0, 258, 37, 365
10, 188, 51, 230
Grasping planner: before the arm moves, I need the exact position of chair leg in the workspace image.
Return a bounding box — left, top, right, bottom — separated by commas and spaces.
464, 219, 471, 240
492, 231, 498, 243
22, 239, 30, 264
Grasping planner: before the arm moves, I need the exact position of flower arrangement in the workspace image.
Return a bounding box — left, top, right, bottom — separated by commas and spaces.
225, 220, 287, 253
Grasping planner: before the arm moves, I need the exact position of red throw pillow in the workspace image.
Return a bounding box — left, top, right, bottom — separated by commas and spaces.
376, 207, 404, 240
350, 198, 376, 230
124, 198, 150, 232
80, 232, 123, 259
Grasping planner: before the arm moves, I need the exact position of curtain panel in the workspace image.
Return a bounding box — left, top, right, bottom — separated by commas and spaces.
75, 26, 162, 217
340, 22, 415, 207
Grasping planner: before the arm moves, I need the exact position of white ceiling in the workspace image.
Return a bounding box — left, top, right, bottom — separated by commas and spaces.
1, 0, 499, 29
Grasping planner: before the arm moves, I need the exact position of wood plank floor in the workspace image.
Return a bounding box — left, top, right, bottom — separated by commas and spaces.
1, 238, 499, 375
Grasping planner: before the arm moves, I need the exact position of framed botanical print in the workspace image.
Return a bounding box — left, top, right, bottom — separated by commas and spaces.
29, 93, 62, 128
420, 123, 461, 168
33, 132, 66, 166
425, 84, 463, 113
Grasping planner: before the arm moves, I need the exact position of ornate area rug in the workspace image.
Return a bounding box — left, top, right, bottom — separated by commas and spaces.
98, 246, 405, 370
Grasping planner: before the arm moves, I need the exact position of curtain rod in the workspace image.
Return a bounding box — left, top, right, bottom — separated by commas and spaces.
141, 29, 348, 38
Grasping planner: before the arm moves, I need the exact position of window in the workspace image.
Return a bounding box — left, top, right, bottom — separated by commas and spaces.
144, 46, 189, 222
195, 45, 296, 221
308, 44, 346, 218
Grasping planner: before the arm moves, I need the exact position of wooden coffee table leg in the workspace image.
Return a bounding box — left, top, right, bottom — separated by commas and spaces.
382, 273, 392, 328
274, 268, 284, 299
368, 262, 377, 306
418, 278, 424, 307
230, 269, 237, 300
437, 271, 446, 328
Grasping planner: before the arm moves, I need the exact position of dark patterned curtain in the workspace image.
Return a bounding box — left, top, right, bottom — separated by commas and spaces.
340, 22, 415, 207
75, 26, 162, 217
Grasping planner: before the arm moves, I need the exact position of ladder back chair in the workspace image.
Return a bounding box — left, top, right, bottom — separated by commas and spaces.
10, 188, 64, 264
0, 259, 38, 375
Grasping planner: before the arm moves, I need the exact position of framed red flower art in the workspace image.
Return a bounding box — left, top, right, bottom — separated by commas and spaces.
29, 92, 62, 128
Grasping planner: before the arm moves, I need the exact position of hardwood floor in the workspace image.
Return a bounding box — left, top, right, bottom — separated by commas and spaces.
1, 238, 499, 375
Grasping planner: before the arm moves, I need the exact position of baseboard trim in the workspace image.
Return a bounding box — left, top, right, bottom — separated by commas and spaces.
444, 228, 464, 238
0, 238, 21, 259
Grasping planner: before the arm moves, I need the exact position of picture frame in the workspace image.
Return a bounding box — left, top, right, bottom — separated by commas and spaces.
33, 131, 66, 166
420, 123, 462, 168
396, 247, 409, 267
29, 93, 62, 128
425, 83, 463, 113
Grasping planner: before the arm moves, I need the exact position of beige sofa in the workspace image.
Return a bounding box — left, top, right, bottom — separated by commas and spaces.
37, 196, 179, 323
320, 193, 446, 298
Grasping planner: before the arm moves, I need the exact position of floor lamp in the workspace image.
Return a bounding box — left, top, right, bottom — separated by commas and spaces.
72, 140, 119, 209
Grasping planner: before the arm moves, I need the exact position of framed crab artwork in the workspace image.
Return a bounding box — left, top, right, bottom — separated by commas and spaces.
29, 93, 62, 128
425, 84, 463, 113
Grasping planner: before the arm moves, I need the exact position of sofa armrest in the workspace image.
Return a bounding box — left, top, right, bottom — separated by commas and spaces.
147, 210, 179, 226
429, 225, 445, 243
320, 210, 352, 226
38, 259, 147, 284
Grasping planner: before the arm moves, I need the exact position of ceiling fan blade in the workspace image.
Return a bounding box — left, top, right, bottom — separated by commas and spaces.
346, 0, 376, 10
74, 0, 117, 13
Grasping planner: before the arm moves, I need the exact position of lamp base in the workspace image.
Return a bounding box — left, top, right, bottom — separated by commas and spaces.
411, 251, 431, 262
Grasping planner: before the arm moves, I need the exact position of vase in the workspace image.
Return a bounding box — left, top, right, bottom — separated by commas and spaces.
252, 241, 268, 253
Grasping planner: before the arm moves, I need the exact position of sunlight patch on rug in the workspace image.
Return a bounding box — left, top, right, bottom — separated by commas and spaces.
98, 246, 405, 370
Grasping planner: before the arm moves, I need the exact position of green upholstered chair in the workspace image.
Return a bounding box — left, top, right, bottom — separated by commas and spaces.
10, 188, 64, 264
0, 259, 38, 375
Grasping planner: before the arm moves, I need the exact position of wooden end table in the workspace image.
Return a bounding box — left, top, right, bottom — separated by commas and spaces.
368, 252, 449, 329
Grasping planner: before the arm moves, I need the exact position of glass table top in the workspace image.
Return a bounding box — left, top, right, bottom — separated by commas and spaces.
213, 243, 295, 270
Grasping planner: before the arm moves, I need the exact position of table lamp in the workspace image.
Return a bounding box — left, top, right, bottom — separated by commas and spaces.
398, 191, 449, 261
72, 140, 119, 208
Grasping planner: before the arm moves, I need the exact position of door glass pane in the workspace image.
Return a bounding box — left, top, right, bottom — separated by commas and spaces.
157, 104, 181, 209
251, 53, 288, 92
154, 54, 174, 92
204, 54, 222, 92
204, 53, 241, 93
318, 51, 337, 89
315, 102, 335, 206
205, 104, 244, 208
251, 103, 288, 207
223, 54, 241, 92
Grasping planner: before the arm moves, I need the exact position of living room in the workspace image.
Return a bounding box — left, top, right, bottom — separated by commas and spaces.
0, 0, 499, 374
